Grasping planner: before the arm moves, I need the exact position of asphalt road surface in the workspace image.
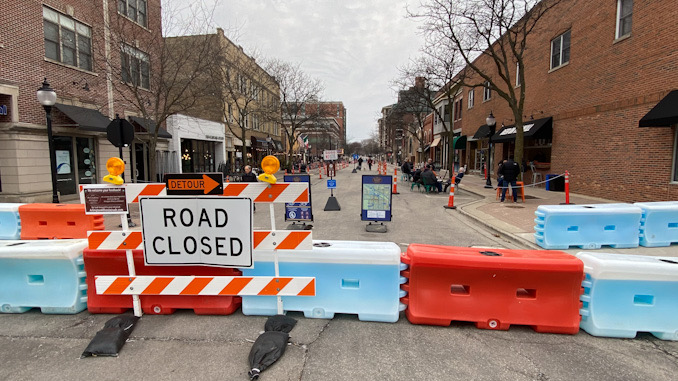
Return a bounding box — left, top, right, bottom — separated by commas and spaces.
2, 165, 677, 380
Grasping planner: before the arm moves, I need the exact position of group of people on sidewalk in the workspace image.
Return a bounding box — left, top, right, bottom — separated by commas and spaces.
497, 157, 520, 203
401, 158, 465, 193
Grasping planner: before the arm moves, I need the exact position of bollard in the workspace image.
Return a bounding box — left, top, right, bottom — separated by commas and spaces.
393, 168, 399, 194
319, 166, 322, 179
564, 171, 570, 204
444, 182, 456, 209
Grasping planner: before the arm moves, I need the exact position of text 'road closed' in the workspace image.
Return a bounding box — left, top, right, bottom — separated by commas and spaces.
140, 197, 253, 268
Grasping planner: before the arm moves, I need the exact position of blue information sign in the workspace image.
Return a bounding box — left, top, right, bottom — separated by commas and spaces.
284, 175, 313, 222
352, 154, 359, 160
360, 175, 393, 221
327, 179, 336, 189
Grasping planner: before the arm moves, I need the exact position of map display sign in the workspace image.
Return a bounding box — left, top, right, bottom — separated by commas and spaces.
361, 175, 392, 221
284, 174, 313, 222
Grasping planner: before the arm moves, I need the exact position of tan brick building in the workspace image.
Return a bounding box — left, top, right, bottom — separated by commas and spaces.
451, 0, 678, 202
0, 0, 169, 202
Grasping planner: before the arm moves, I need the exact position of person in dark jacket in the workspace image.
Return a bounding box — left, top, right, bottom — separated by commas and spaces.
401, 159, 412, 181
421, 165, 442, 192
498, 157, 520, 202
241, 165, 258, 211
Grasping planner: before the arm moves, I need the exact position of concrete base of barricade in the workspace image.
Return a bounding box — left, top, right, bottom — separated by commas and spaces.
366, 222, 387, 233
286, 222, 313, 230
0, 239, 88, 314
241, 240, 404, 323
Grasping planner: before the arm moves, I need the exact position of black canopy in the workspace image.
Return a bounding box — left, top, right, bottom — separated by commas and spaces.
472, 124, 491, 140
491, 117, 552, 143
54, 104, 110, 132
639, 90, 678, 127
129, 116, 172, 138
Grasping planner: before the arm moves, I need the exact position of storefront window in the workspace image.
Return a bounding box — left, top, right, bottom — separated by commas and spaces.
181, 139, 215, 173
76, 137, 96, 184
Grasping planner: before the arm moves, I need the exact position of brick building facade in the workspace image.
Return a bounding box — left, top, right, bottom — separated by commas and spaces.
0, 0, 168, 202
451, 0, 677, 202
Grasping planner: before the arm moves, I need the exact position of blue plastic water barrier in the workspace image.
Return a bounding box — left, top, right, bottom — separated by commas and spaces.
241, 240, 406, 323
534, 203, 642, 249
634, 201, 678, 247
0, 203, 23, 240
0, 239, 88, 314
577, 252, 678, 340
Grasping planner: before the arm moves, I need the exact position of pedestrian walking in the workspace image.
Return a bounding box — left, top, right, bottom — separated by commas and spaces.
367, 157, 373, 171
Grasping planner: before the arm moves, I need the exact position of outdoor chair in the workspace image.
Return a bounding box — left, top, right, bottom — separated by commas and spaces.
530, 163, 543, 186
421, 177, 438, 194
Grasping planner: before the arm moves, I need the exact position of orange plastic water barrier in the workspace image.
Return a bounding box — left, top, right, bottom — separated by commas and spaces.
19, 204, 104, 239
401, 244, 584, 334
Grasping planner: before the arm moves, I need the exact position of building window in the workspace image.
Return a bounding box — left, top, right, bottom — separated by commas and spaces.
118, 0, 147, 27
550, 30, 571, 70
43, 7, 92, 71
121, 44, 150, 89
483, 81, 491, 101
516, 62, 521, 87
616, 0, 633, 39
468, 89, 474, 109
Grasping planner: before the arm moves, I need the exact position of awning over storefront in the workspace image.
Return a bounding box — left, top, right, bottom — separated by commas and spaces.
423, 144, 430, 152
129, 116, 172, 138
54, 104, 110, 132
453, 135, 467, 150
430, 137, 441, 147
639, 90, 678, 127
250, 136, 269, 149
491, 117, 552, 143
472, 124, 491, 140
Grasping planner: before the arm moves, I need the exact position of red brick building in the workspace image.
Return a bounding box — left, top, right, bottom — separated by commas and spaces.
452, 0, 678, 201
0, 0, 167, 202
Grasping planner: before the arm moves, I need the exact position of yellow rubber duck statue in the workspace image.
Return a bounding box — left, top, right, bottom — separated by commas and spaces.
103, 157, 125, 185
258, 155, 279, 184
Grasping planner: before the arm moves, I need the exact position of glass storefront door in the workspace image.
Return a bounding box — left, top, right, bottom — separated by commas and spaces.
53, 136, 96, 196
54, 136, 76, 196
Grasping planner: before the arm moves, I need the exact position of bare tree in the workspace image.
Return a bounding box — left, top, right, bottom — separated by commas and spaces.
265, 60, 328, 169
396, 48, 465, 171
96, 0, 220, 180
411, 0, 561, 168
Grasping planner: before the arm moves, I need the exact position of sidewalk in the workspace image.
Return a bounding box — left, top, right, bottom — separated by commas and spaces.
456, 171, 678, 257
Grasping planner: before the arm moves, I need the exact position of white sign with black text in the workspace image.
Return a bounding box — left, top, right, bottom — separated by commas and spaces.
140, 197, 253, 268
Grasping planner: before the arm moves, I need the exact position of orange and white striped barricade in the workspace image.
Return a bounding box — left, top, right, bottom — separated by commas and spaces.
82, 180, 313, 316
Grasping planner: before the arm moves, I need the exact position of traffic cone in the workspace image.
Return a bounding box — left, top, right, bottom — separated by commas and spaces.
319, 166, 322, 179
393, 168, 399, 194
444, 181, 456, 209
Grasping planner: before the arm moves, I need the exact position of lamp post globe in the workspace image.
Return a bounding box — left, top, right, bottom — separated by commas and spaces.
37, 78, 60, 203
484, 111, 496, 188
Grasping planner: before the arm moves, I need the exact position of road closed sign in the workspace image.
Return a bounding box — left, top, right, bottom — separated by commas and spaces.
140, 197, 253, 268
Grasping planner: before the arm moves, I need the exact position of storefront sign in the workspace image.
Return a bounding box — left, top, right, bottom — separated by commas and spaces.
323, 150, 338, 160
83, 186, 128, 214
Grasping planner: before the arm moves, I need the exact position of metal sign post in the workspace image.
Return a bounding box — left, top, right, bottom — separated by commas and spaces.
323, 162, 341, 211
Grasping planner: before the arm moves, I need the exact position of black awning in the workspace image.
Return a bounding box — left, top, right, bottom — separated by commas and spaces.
54, 104, 110, 132
453, 135, 467, 150
491, 117, 553, 143
639, 90, 678, 127
129, 116, 172, 138
472, 124, 491, 140
423, 144, 430, 152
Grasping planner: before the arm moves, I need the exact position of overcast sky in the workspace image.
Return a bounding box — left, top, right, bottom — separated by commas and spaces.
206, 0, 425, 142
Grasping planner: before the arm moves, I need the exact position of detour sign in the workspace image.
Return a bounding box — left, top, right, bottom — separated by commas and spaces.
140, 197, 252, 268
164, 173, 223, 195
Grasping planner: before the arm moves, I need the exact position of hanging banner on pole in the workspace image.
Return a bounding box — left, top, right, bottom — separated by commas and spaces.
283, 174, 313, 222
361, 175, 392, 221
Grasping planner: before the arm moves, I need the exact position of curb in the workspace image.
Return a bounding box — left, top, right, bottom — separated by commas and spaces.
454, 186, 542, 250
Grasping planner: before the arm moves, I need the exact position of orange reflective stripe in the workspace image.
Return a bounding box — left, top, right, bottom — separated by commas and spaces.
141, 277, 174, 295
218, 277, 252, 295
253, 231, 270, 249
258, 277, 292, 295
276, 232, 310, 250
103, 277, 133, 294
88, 231, 111, 249
180, 277, 213, 295
298, 279, 316, 296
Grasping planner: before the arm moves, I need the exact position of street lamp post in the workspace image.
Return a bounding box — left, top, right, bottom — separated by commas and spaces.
266, 135, 273, 156
36, 78, 60, 203
484, 111, 496, 188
